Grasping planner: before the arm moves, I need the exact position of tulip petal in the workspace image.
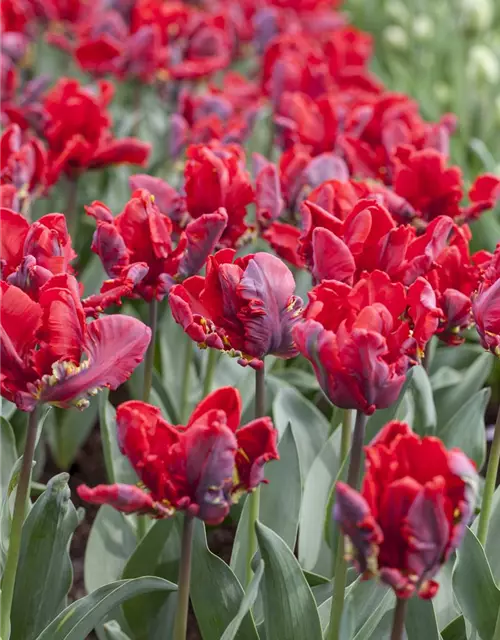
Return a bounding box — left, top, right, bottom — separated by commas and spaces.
188, 387, 242, 431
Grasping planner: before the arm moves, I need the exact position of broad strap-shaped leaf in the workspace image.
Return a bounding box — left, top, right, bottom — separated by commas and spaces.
121, 517, 179, 640
190, 520, 259, 640
438, 388, 489, 469
84, 505, 137, 594
255, 521, 322, 640
273, 386, 329, 479
220, 561, 265, 640
299, 427, 343, 573
409, 365, 437, 435
11, 473, 79, 640
405, 598, 440, 640
45, 399, 98, 470
34, 577, 176, 640
452, 526, 500, 640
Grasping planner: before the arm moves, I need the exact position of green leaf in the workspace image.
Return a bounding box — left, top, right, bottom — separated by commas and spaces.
298, 428, 343, 573
191, 519, 259, 640
121, 518, 178, 640
255, 521, 322, 640
98, 392, 137, 486
102, 621, 132, 640
405, 598, 440, 640
0, 398, 17, 421
438, 388, 489, 469
409, 366, 437, 435
230, 495, 251, 586
260, 425, 302, 550
84, 506, 137, 594
482, 486, 500, 582
220, 561, 265, 640
273, 386, 329, 479
10, 473, 79, 640
452, 527, 500, 640
434, 352, 493, 427
34, 577, 177, 640
0, 417, 17, 498
45, 400, 98, 469
441, 616, 467, 640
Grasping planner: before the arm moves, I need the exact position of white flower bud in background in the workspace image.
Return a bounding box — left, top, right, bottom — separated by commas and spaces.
412, 15, 435, 41
383, 25, 409, 50
385, 0, 410, 25
459, 0, 494, 32
466, 45, 500, 85
434, 82, 452, 106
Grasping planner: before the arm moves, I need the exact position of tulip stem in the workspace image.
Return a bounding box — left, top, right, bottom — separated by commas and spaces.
478, 403, 500, 545
173, 513, 195, 640
347, 412, 368, 490
0, 406, 39, 640
327, 409, 353, 640
180, 336, 193, 423
66, 175, 79, 240
202, 349, 218, 397
390, 597, 408, 640
142, 299, 158, 403
246, 366, 266, 587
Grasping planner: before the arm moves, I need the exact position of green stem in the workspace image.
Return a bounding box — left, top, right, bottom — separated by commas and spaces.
66, 176, 79, 240
346, 412, 368, 490
202, 349, 218, 398
390, 598, 408, 640
327, 409, 353, 640
246, 366, 265, 588
142, 299, 158, 403
173, 513, 195, 640
0, 407, 39, 640
477, 403, 500, 545
180, 336, 194, 423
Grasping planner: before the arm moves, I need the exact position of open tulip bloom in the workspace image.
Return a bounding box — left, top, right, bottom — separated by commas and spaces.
78, 387, 279, 525
334, 421, 478, 599
0, 274, 151, 410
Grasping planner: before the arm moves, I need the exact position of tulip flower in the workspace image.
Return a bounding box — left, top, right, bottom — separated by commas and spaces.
78, 387, 279, 525
0, 274, 151, 411
169, 250, 303, 368
86, 189, 227, 305
334, 421, 477, 599
43, 78, 151, 184
184, 142, 254, 248
293, 271, 414, 414
472, 243, 500, 356
0, 207, 76, 299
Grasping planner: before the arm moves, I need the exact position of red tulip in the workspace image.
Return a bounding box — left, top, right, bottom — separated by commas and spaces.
78, 387, 279, 525
0, 274, 150, 411
293, 271, 414, 414
43, 78, 150, 184
472, 243, 500, 356
184, 142, 254, 248
86, 189, 227, 305
334, 421, 477, 598
170, 250, 303, 368
0, 207, 76, 299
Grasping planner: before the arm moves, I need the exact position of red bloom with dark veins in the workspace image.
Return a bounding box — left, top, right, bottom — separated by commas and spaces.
170, 250, 303, 368
424, 225, 490, 345
77, 387, 279, 524
86, 189, 227, 306
0, 207, 76, 299
43, 78, 151, 184
334, 421, 477, 599
0, 124, 47, 213
0, 274, 150, 411
472, 243, 500, 356
184, 142, 254, 248
392, 147, 500, 226
293, 271, 415, 414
